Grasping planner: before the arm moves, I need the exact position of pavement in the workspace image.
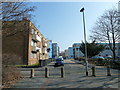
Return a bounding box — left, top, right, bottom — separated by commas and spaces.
9, 59, 119, 88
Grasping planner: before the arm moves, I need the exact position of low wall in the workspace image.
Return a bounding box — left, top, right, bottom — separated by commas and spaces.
39, 58, 55, 67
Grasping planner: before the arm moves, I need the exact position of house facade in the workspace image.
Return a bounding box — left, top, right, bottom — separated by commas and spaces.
73, 43, 84, 59
52, 43, 59, 58
3, 19, 49, 65
64, 49, 69, 59
98, 43, 120, 57
68, 47, 74, 59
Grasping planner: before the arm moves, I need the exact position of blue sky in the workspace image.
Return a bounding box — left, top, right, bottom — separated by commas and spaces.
29, 2, 117, 51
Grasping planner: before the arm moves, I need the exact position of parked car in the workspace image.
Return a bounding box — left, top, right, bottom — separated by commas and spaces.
117, 56, 120, 59
104, 55, 112, 59
54, 56, 64, 67
91, 56, 105, 60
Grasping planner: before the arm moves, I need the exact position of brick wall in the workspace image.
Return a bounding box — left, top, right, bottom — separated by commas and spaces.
2, 20, 29, 65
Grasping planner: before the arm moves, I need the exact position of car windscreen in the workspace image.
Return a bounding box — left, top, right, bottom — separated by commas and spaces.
56, 58, 62, 61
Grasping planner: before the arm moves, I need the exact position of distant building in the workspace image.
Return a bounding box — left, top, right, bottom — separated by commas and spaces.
99, 43, 120, 57
52, 43, 59, 58
72, 43, 120, 59
118, 1, 120, 13
59, 51, 65, 58
117, 43, 120, 57
42, 37, 49, 60
58, 46, 60, 56
73, 43, 84, 59
117, 1, 120, 57
65, 49, 69, 59
48, 40, 52, 58
68, 47, 74, 59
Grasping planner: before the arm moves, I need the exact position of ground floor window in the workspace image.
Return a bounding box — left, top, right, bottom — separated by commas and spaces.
30, 52, 36, 58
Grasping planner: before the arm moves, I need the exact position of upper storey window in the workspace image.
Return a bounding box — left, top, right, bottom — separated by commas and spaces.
31, 29, 35, 34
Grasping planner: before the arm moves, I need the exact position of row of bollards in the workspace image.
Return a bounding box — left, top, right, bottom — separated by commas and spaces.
30, 66, 111, 78
30, 67, 64, 78
91, 66, 111, 77
45, 67, 64, 78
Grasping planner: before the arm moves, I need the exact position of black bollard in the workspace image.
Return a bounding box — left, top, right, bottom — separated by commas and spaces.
107, 65, 111, 76
45, 67, 49, 78
92, 66, 96, 77
30, 68, 34, 78
61, 67, 64, 78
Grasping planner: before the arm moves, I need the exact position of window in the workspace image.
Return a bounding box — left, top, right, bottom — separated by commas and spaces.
76, 48, 79, 51
34, 54, 36, 58
37, 42, 40, 47
30, 52, 37, 58
34, 42, 37, 46
35, 31, 37, 34
31, 40, 37, 46
31, 40, 33, 46
37, 32, 39, 34
31, 29, 34, 34
30, 52, 34, 58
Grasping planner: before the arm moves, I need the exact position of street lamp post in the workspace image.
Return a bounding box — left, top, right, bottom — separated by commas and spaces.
80, 8, 88, 76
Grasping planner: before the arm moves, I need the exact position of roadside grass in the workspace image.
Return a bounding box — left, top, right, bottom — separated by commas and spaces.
16, 62, 40, 68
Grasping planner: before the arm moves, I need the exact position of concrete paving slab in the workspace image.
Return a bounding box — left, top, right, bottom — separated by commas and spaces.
10, 59, 119, 88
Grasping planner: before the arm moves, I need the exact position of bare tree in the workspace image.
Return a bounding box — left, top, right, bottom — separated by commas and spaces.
1, 1, 35, 21
90, 8, 120, 60
1, 1, 36, 37
1, 2, 36, 87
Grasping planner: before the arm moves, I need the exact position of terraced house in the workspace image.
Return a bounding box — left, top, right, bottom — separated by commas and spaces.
2, 19, 49, 65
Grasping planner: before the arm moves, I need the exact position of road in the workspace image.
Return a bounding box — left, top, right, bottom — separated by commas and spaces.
11, 59, 119, 88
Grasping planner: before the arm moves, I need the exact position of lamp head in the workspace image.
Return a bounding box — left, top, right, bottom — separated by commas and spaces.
80, 8, 84, 12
